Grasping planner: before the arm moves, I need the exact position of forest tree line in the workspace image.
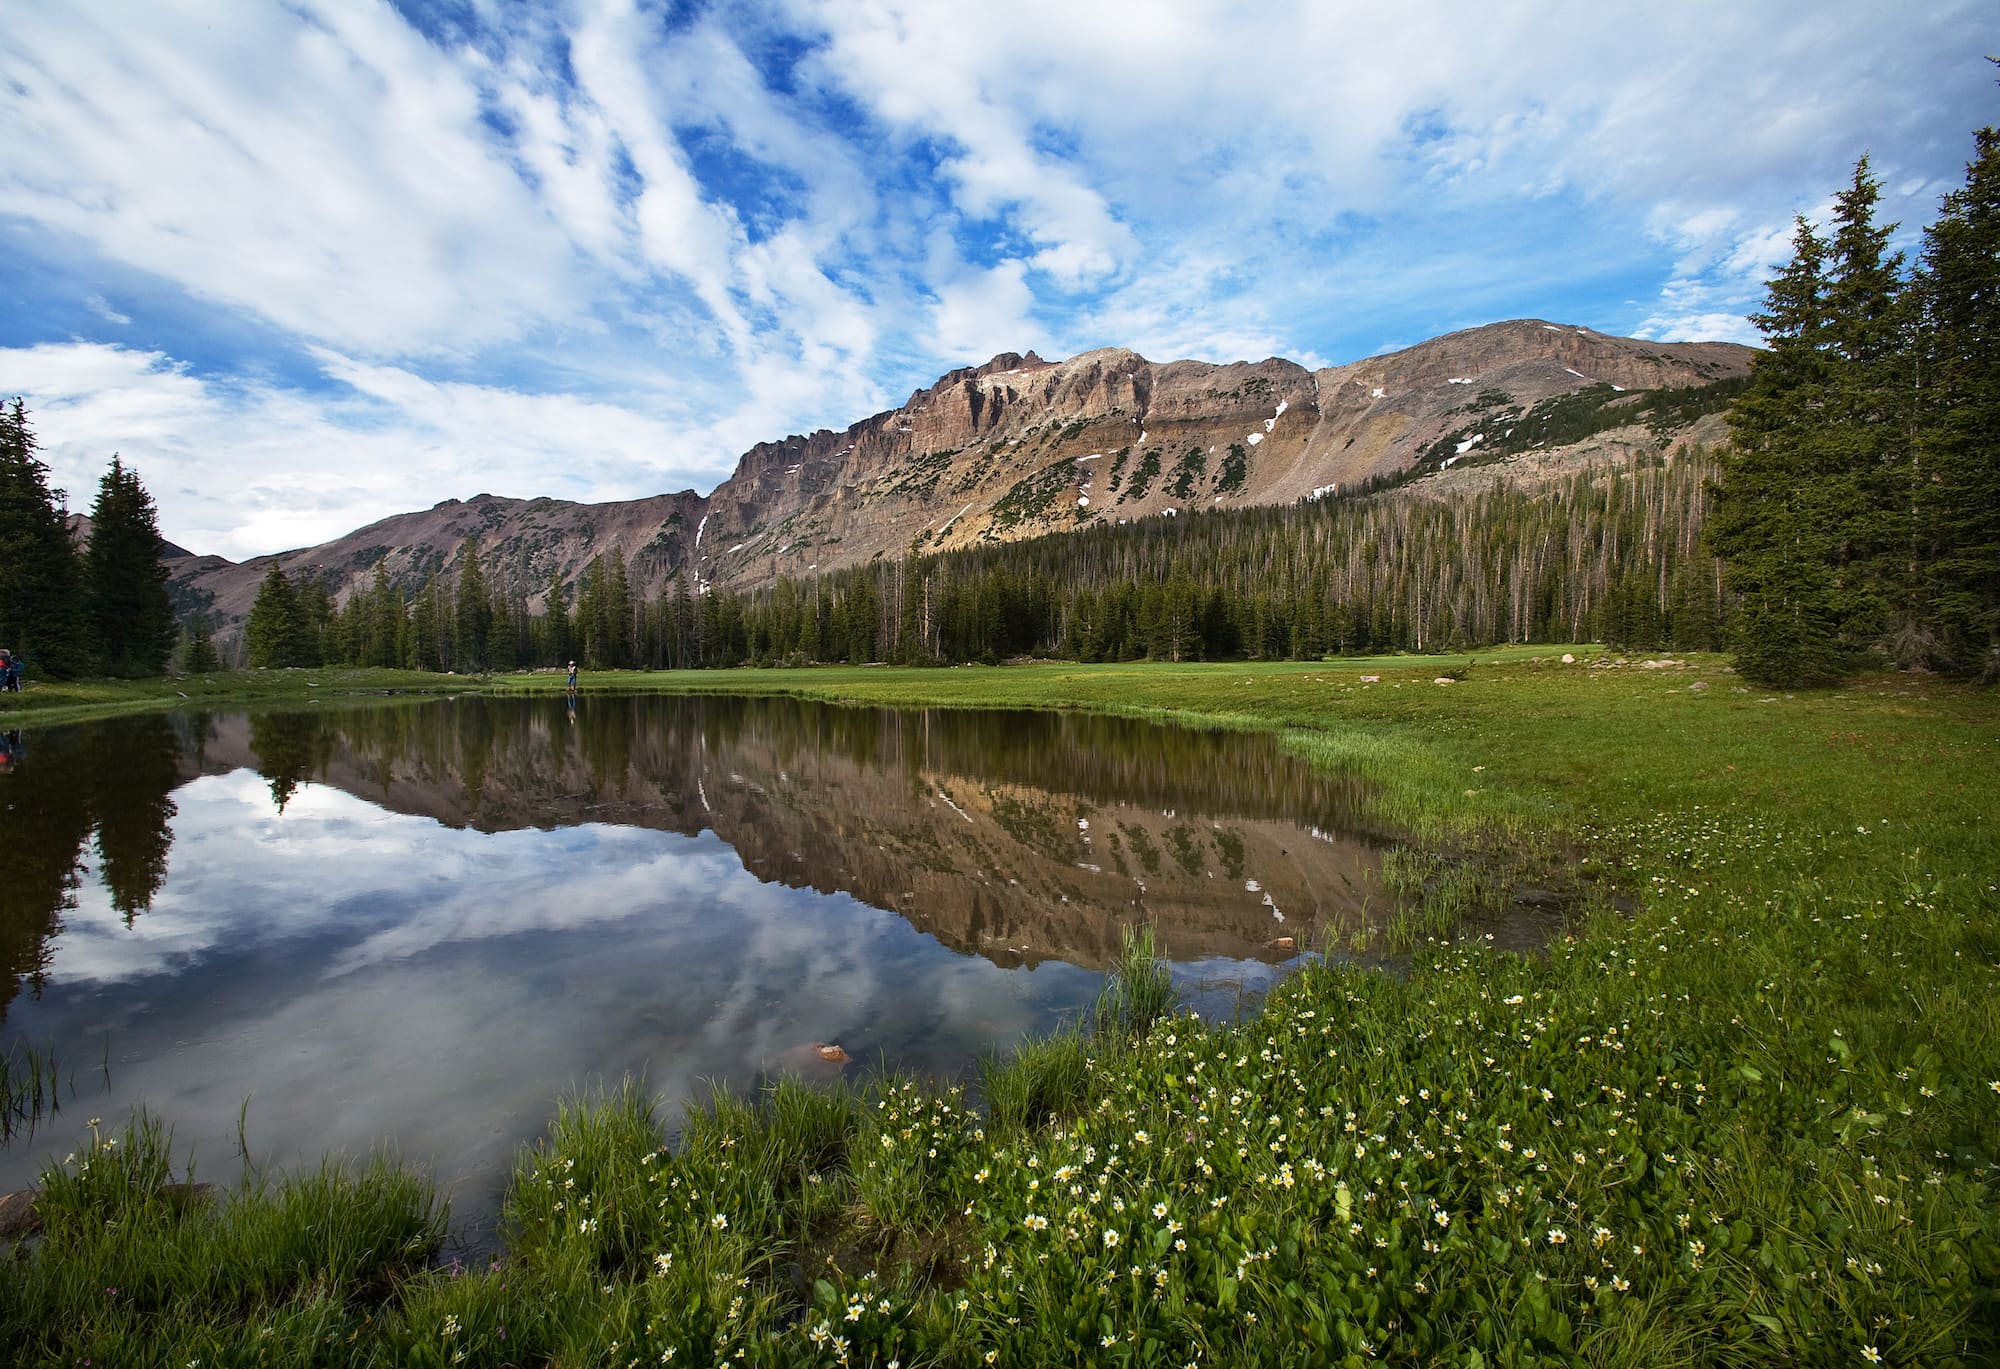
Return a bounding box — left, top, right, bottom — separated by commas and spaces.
241, 449, 1730, 673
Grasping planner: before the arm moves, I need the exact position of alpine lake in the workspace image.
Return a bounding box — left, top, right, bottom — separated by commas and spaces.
0, 693, 1566, 1247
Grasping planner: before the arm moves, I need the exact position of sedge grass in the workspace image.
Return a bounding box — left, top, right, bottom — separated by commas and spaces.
0, 1041, 60, 1143
0, 1112, 443, 1364
1090, 925, 1177, 1041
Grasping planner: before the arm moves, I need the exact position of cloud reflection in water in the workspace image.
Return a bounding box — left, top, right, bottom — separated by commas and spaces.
3, 769, 1095, 1236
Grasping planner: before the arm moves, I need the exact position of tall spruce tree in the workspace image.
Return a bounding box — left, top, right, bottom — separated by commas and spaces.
245, 565, 317, 668
1712, 216, 1852, 684
580, 552, 608, 664
541, 568, 572, 665
605, 549, 633, 668
1713, 159, 1913, 685
1820, 158, 1913, 660
453, 536, 490, 671
407, 576, 444, 670
182, 616, 221, 674
84, 455, 177, 677
0, 398, 88, 678
1915, 124, 2000, 678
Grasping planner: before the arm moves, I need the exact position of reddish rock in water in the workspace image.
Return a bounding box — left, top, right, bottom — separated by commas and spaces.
0, 1189, 40, 1239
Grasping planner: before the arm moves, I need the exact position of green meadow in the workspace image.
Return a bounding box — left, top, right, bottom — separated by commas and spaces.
3, 652, 1996, 1366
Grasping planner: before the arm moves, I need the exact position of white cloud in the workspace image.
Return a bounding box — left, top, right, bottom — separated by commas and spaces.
928, 259, 1042, 362
1, 1, 1991, 556
83, 293, 131, 327
4, 342, 726, 557
793, 0, 1989, 355
0, 1, 579, 356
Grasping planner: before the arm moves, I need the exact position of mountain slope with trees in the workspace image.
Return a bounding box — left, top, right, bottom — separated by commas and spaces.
158, 320, 1752, 657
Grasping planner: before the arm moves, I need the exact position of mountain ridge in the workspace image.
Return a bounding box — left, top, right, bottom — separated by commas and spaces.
168, 319, 1754, 635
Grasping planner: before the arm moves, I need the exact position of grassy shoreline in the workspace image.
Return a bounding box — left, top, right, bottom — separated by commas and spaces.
3, 653, 1996, 1365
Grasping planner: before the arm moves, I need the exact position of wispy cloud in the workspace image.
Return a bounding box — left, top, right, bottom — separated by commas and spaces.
0, 0, 1989, 556
83, 293, 131, 327
8, 341, 727, 559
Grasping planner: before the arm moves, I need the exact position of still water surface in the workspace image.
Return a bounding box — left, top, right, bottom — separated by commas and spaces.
0, 695, 1395, 1239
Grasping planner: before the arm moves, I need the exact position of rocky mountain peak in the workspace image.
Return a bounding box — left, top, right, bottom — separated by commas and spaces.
168, 318, 1756, 639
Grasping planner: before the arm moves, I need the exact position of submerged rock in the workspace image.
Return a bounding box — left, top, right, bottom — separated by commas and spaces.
0, 1189, 39, 1239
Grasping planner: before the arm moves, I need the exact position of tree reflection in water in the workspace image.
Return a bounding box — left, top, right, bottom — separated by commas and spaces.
0, 695, 1396, 1022
0, 715, 184, 1019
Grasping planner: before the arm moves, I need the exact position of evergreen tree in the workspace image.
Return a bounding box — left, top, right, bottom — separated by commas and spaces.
1712, 215, 1855, 685
83, 455, 176, 676
1819, 158, 1913, 658
407, 576, 445, 671
1713, 135, 2000, 683
542, 569, 571, 665
575, 556, 607, 667
669, 572, 695, 668
182, 617, 221, 674
605, 549, 633, 667
453, 536, 490, 671
293, 574, 331, 667
0, 398, 88, 678
245, 566, 306, 668
1915, 123, 2000, 678
359, 562, 401, 668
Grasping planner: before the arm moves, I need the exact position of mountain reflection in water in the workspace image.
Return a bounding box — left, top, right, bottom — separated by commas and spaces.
0, 695, 1391, 1237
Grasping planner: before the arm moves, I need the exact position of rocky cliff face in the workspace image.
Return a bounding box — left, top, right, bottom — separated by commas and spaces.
173, 489, 706, 629
168, 319, 1754, 631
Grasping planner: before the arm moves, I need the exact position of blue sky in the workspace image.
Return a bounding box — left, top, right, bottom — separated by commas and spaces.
1, 1, 1991, 560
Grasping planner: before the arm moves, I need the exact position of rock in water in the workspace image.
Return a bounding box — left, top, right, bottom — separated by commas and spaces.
0, 1190, 41, 1239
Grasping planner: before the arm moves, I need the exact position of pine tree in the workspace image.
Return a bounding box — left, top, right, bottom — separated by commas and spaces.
356, 562, 400, 667
605, 549, 633, 667
84, 455, 177, 676
182, 617, 221, 674
453, 536, 490, 671
575, 556, 607, 667
1915, 124, 2000, 678
407, 577, 444, 671
542, 569, 571, 666
669, 572, 695, 668
1819, 158, 1913, 659
1712, 216, 1855, 685
0, 398, 88, 678
292, 575, 331, 667
245, 566, 299, 668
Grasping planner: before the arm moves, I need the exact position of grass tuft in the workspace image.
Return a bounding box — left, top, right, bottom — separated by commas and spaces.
1090, 924, 1177, 1040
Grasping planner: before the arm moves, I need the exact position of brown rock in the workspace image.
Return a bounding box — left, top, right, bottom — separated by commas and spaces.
160, 1181, 218, 1211
0, 1189, 40, 1239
